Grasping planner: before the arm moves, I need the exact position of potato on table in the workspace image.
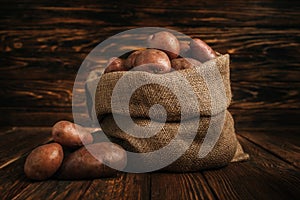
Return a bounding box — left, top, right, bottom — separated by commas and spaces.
52, 120, 93, 148
56, 142, 127, 180
24, 143, 63, 180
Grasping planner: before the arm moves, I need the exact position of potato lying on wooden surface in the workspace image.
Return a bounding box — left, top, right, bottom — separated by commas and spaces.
190, 38, 217, 63
147, 31, 180, 59
52, 120, 94, 148
131, 49, 171, 74
171, 57, 202, 70
24, 143, 63, 180
56, 142, 127, 180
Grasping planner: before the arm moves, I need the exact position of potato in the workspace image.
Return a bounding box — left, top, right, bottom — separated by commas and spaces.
56, 142, 127, 180
147, 31, 180, 59
24, 143, 63, 180
171, 58, 201, 70
104, 57, 127, 73
190, 38, 217, 62
52, 120, 93, 148
124, 50, 143, 69
131, 49, 171, 74
179, 41, 191, 58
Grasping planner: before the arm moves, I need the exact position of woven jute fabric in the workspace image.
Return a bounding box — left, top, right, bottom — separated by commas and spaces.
101, 111, 239, 172
87, 54, 249, 172
95, 54, 232, 121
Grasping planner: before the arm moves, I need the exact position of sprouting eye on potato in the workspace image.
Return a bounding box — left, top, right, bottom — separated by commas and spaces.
103, 31, 217, 74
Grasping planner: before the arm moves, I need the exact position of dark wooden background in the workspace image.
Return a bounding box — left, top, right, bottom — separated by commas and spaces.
0, 0, 299, 199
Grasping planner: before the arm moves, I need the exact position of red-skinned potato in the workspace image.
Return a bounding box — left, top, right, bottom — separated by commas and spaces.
131, 49, 171, 74
52, 121, 94, 148
124, 50, 143, 69
147, 31, 180, 59
190, 38, 217, 63
56, 142, 127, 180
104, 57, 127, 73
24, 143, 63, 180
171, 58, 201, 70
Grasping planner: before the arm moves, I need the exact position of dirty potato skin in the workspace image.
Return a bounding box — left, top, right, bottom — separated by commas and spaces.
24, 143, 63, 180
56, 142, 127, 180
147, 31, 180, 59
131, 49, 171, 74
190, 38, 217, 63
171, 58, 202, 70
104, 57, 127, 73
52, 121, 93, 148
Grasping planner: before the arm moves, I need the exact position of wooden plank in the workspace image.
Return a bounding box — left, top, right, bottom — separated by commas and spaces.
0, 156, 92, 200
230, 81, 300, 109
239, 129, 300, 168
11, 179, 92, 200
83, 173, 150, 200
202, 136, 300, 200
0, 1, 299, 29
1, 52, 299, 82
0, 109, 298, 128
230, 109, 300, 130
0, 80, 299, 110
0, 157, 33, 200
0, 27, 299, 82
0, 127, 142, 200
0, 127, 52, 169
0, 80, 86, 108
1, 27, 299, 55
0, 127, 52, 199
151, 173, 215, 200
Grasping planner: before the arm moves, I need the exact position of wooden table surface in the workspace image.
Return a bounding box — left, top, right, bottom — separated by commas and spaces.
1, 0, 299, 199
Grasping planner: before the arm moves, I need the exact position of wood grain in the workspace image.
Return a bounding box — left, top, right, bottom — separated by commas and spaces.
151, 173, 215, 200
1, 27, 299, 82
202, 136, 300, 200
11, 179, 92, 200
0, 0, 299, 199
0, 80, 299, 111
1, 108, 299, 128
0, 0, 299, 29
84, 173, 150, 200
0, 127, 52, 168
239, 130, 300, 168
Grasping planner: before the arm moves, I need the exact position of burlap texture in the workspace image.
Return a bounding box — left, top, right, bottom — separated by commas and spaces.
100, 111, 238, 172
88, 54, 249, 172
95, 54, 232, 121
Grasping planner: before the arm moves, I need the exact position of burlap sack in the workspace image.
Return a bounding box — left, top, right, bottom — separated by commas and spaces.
86, 54, 249, 172
95, 54, 232, 121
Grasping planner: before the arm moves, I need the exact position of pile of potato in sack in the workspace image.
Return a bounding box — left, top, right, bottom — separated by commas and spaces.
88, 31, 249, 171
24, 31, 249, 180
